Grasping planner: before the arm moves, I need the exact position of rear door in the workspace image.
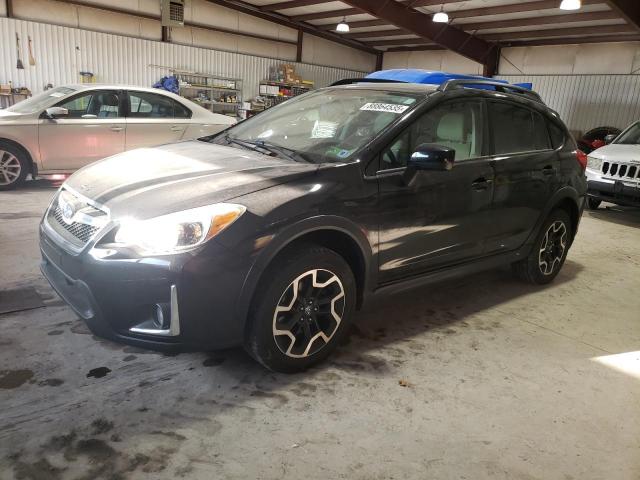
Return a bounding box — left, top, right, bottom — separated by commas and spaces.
484, 100, 557, 254
376, 99, 496, 283
38, 89, 126, 171
125, 91, 192, 150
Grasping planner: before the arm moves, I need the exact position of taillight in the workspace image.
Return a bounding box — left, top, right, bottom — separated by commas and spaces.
575, 149, 588, 171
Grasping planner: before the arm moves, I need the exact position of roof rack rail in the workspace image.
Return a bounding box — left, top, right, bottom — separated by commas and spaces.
330, 78, 403, 86
439, 79, 544, 104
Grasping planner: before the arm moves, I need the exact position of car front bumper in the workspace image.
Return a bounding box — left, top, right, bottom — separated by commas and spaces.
586, 168, 640, 207
40, 221, 254, 351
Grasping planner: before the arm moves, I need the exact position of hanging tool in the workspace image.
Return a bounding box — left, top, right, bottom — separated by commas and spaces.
28, 36, 36, 66
16, 33, 24, 69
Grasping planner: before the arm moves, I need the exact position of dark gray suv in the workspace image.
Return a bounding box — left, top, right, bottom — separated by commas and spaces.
40, 74, 587, 372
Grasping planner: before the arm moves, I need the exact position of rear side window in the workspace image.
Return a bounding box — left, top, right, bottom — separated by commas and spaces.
488, 101, 551, 154
548, 121, 566, 149
128, 91, 191, 119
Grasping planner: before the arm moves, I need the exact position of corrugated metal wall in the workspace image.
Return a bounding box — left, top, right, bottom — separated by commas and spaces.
0, 17, 367, 101
498, 74, 640, 134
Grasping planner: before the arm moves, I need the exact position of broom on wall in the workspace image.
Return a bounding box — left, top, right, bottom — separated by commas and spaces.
16, 33, 24, 69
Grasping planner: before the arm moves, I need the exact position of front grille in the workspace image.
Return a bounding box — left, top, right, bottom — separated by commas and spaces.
50, 203, 99, 244
45, 190, 108, 248
602, 161, 640, 180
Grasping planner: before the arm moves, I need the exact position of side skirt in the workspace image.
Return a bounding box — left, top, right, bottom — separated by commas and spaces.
371, 249, 526, 299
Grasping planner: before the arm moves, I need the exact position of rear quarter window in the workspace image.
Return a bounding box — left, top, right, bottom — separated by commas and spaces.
548, 121, 566, 149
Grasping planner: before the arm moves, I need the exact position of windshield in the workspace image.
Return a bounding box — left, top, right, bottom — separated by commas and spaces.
615, 122, 640, 145
7, 86, 78, 114
208, 88, 421, 163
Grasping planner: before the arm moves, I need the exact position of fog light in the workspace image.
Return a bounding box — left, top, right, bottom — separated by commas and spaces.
153, 303, 170, 329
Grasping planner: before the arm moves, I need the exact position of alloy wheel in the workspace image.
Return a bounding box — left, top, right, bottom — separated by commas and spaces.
272, 268, 345, 358
0, 150, 21, 186
538, 220, 567, 276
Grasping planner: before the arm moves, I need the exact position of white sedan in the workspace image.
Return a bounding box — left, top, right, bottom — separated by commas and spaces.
0, 84, 236, 189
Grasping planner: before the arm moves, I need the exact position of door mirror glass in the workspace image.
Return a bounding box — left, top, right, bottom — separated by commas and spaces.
45, 107, 69, 119
604, 134, 616, 145
408, 143, 455, 171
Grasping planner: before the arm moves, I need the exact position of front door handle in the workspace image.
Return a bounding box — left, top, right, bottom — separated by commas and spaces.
542, 165, 557, 175
471, 177, 493, 191
110, 125, 124, 132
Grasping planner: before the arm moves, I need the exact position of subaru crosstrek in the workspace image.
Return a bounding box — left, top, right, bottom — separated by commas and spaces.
40, 72, 587, 372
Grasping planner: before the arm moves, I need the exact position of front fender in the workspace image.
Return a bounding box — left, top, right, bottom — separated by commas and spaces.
233, 214, 374, 332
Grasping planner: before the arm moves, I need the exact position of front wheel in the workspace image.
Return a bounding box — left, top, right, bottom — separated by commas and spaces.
245, 244, 356, 373
512, 209, 572, 285
0, 142, 29, 190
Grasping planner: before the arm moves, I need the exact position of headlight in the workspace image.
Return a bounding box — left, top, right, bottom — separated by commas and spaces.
587, 156, 603, 171
114, 203, 245, 255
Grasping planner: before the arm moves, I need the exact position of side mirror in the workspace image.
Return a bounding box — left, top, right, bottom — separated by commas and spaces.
407, 144, 455, 172
604, 134, 616, 145
44, 107, 69, 119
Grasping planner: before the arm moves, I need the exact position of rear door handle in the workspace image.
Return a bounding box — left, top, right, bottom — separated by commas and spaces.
110, 125, 124, 132
472, 177, 493, 191
170, 125, 185, 132
542, 165, 556, 175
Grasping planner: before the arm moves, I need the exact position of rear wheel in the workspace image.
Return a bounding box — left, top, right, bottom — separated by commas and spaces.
245, 244, 356, 373
512, 209, 572, 285
587, 197, 601, 210
0, 142, 29, 190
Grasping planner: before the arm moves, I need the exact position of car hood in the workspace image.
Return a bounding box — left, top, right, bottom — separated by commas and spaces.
64, 140, 319, 219
590, 143, 640, 163
0, 110, 30, 122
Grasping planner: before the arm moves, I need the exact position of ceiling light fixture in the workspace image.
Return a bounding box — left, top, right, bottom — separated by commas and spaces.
336, 17, 350, 33
432, 4, 449, 23
559, 0, 581, 10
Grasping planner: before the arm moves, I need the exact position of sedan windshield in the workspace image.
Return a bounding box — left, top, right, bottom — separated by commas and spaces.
615, 122, 640, 145
7, 86, 77, 114
209, 88, 421, 163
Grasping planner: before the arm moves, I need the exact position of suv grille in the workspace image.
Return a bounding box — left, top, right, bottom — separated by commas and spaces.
46, 190, 108, 248
602, 161, 640, 180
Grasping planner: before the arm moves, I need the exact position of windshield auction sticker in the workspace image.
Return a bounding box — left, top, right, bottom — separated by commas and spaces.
360, 103, 410, 114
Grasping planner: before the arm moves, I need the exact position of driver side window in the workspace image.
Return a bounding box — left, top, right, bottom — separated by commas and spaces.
379, 100, 482, 171
57, 91, 121, 119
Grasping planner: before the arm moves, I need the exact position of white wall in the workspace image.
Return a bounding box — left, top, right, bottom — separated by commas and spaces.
5, 0, 375, 71
302, 33, 376, 72
0, 17, 367, 101
500, 42, 640, 75
383, 50, 482, 75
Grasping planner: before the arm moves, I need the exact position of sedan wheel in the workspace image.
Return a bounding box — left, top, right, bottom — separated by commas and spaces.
0, 150, 22, 187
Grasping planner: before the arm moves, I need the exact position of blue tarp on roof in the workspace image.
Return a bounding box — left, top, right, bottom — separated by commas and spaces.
365, 69, 532, 91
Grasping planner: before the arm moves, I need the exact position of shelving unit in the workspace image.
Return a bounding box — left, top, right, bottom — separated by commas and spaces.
258, 80, 313, 110
174, 72, 242, 118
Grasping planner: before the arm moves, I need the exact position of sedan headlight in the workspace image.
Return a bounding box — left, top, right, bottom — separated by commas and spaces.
114, 203, 246, 255
587, 156, 603, 171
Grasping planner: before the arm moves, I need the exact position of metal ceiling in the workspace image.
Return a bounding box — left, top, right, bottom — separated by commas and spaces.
231, 0, 639, 53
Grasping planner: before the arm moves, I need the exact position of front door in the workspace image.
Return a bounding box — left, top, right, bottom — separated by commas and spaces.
38, 89, 126, 171
376, 99, 495, 284
125, 90, 191, 150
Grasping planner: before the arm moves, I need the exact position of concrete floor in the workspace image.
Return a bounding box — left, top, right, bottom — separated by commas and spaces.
1, 180, 639, 480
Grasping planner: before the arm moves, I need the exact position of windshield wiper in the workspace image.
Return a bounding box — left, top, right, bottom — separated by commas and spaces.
223, 135, 273, 156
223, 135, 310, 163
252, 140, 310, 163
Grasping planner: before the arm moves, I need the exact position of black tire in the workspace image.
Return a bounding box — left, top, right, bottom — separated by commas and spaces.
587, 197, 601, 210
512, 209, 572, 285
0, 141, 29, 190
245, 244, 356, 373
